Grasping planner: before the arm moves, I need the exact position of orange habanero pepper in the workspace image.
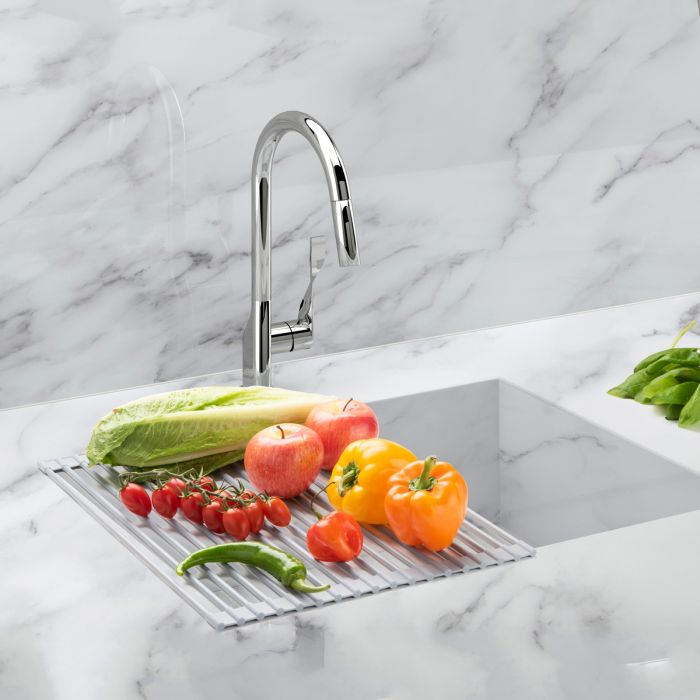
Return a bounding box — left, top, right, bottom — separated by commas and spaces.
384, 455, 468, 551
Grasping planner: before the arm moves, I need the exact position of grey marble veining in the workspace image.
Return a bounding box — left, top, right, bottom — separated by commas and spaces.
3, 0, 700, 408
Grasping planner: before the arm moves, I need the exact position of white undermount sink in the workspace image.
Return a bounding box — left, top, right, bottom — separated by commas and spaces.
370, 380, 700, 547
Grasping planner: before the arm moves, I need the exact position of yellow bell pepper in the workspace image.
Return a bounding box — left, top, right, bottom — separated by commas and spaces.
327, 438, 417, 524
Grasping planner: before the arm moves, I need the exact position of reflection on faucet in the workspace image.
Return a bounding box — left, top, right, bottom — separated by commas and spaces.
242, 111, 361, 386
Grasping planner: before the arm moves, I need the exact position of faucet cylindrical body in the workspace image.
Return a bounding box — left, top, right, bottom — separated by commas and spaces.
242, 111, 360, 386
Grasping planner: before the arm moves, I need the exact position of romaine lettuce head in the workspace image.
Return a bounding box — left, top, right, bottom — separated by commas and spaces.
86, 385, 333, 470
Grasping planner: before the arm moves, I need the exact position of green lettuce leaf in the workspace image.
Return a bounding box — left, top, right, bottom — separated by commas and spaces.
86, 386, 333, 470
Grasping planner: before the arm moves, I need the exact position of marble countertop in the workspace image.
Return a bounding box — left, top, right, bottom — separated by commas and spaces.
3, 293, 700, 700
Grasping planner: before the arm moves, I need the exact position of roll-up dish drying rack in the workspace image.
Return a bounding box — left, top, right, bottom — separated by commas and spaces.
41, 455, 535, 630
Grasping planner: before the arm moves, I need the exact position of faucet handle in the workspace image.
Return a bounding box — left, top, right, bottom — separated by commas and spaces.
271, 235, 325, 353
297, 235, 326, 324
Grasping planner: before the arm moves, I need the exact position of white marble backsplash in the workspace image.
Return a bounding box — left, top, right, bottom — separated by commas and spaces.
2, 0, 700, 407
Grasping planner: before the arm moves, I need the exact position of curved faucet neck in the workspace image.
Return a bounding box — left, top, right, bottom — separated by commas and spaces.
250, 111, 358, 303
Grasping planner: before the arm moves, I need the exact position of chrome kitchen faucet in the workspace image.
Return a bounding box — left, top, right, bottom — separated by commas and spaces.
242, 111, 360, 386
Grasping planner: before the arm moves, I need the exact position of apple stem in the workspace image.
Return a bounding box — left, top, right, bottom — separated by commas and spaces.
343, 398, 354, 412
277, 425, 285, 439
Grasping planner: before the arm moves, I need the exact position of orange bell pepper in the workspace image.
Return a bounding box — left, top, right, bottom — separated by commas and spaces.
384, 456, 468, 551
327, 438, 417, 524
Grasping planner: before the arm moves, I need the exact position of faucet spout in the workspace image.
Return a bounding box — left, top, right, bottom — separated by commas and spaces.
242, 111, 361, 386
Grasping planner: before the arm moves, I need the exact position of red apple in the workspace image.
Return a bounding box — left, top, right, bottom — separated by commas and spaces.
305, 398, 379, 471
244, 423, 323, 498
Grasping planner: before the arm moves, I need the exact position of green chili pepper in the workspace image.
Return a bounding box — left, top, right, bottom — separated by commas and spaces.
175, 541, 330, 594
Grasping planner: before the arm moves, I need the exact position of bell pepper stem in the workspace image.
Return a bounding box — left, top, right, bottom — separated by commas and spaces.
337, 461, 360, 497
410, 456, 438, 492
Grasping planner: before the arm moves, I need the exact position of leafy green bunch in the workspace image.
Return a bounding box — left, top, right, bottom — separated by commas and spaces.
608, 321, 700, 425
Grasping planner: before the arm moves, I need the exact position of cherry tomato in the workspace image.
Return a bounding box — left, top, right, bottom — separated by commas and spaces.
262, 497, 291, 527
222, 508, 250, 541
181, 492, 206, 524
243, 500, 265, 533
196, 476, 216, 493
202, 499, 226, 534
119, 483, 152, 517
306, 511, 363, 562
163, 477, 187, 499
151, 487, 179, 519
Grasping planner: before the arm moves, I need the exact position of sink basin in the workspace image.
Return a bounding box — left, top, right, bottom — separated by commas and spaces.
47, 378, 696, 630
370, 380, 700, 546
